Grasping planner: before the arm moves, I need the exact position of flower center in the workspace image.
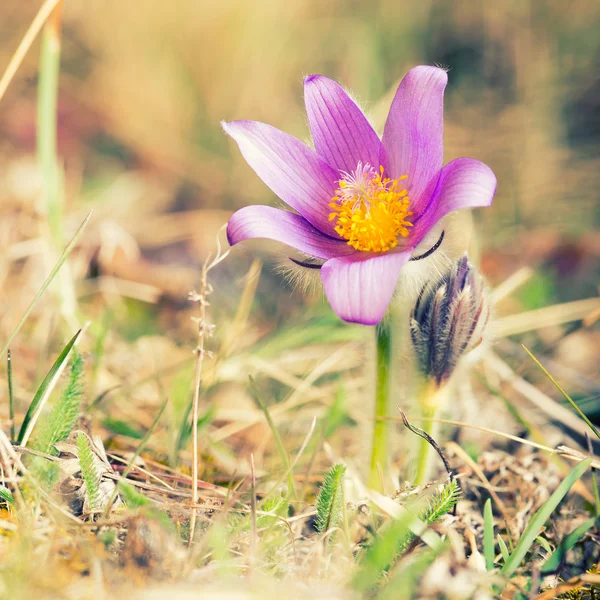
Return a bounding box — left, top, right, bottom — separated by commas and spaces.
328, 163, 413, 253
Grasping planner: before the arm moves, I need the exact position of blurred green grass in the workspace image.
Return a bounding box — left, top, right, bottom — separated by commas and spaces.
0, 0, 598, 445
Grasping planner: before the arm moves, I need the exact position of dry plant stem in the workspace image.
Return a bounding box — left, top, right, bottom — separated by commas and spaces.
189, 256, 211, 546
368, 320, 392, 491
250, 453, 257, 562
0, 0, 61, 103
7, 350, 14, 442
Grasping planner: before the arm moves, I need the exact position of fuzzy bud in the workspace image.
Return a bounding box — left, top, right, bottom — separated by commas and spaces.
410, 254, 490, 387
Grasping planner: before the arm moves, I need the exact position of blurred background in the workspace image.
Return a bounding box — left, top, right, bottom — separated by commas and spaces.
0, 0, 598, 474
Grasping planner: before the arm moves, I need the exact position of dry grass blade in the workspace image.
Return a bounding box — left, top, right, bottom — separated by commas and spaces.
0, 0, 61, 103
384, 415, 600, 469
0, 211, 92, 361
500, 458, 592, 577
249, 376, 294, 497
533, 573, 600, 599
522, 345, 600, 440
489, 266, 533, 304
495, 297, 600, 337
264, 416, 317, 500
485, 352, 591, 439
0, 429, 81, 525
7, 350, 15, 443
211, 343, 351, 443
446, 441, 517, 539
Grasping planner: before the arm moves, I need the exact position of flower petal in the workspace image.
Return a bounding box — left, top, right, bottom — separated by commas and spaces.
321, 251, 412, 325
382, 66, 448, 213
223, 120, 338, 234
411, 158, 497, 242
227, 205, 355, 259
304, 75, 382, 173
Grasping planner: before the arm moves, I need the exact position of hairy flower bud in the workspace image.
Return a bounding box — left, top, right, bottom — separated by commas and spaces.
410, 254, 490, 387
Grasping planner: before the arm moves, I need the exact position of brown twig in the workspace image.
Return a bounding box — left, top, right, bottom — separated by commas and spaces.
398, 409, 455, 482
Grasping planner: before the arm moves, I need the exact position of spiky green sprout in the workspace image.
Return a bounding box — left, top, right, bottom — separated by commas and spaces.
316, 463, 347, 544
76, 432, 101, 513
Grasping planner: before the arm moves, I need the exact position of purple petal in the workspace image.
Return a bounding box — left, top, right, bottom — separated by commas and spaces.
227, 205, 355, 259
411, 158, 497, 242
321, 251, 412, 325
304, 75, 383, 173
223, 120, 339, 235
382, 66, 448, 214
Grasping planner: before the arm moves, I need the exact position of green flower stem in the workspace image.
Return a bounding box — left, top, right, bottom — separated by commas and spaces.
368, 320, 393, 491
414, 380, 444, 486
37, 5, 63, 243
37, 2, 78, 327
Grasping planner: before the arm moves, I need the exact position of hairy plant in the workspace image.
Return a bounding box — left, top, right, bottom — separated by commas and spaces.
397, 479, 461, 555
315, 463, 346, 540
33, 351, 84, 455
76, 432, 101, 512
118, 481, 151, 509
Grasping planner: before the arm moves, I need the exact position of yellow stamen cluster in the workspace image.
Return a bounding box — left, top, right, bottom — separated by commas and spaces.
328, 163, 413, 252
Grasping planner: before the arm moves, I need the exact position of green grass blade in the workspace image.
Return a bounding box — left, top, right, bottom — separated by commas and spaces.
353, 511, 422, 594
522, 345, 600, 440
483, 498, 495, 571
7, 350, 15, 443
591, 462, 600, 520
37, 7, 63, 242
248, 376, 294, 498
540, 518, 595, 574
497, 535, 510, 564
33, 351, 83, 455
376, 546, 446, 600
102, 398, 168, 517
118, 481, 151, 508
536, 535, 552, 554
103, 418, 144, 440
17, 329, 81, 446
501, 458, 592, 577
0, 211, 92, 362
0, 486, 14, 506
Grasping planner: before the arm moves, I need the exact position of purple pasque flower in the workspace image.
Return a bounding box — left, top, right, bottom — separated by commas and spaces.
224, 66, 496, 326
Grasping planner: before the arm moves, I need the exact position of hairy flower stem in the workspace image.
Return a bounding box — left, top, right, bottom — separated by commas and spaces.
414, 381, 445, 486
368, 320, 393, 491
